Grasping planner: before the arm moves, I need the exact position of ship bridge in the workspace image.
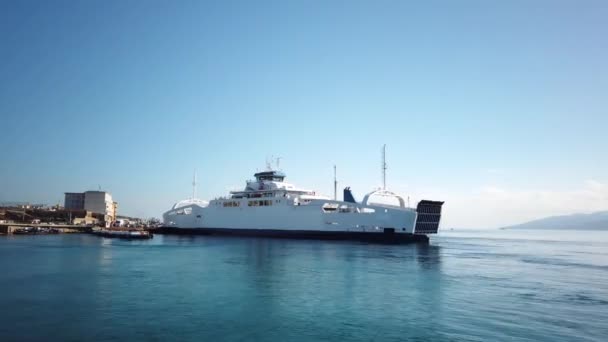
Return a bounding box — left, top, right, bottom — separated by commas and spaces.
227, 170, 318, 199
253, 170, 286, 182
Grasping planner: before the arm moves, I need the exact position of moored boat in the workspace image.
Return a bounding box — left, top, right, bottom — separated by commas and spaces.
13, 227, 61, 235
91, 229, 153, 239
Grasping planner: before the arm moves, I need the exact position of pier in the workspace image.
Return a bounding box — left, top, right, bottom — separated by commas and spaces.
0, 223, 90, 235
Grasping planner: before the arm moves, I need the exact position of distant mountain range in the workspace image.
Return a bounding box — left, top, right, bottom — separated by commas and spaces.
501, 211, 608, 230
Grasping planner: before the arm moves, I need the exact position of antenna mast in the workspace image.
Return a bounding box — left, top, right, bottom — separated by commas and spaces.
192, 169, 197, 199
333, 165, 337, 200
382, 144, 387, 190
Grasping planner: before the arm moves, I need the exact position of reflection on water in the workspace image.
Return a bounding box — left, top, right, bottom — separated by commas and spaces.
1, 231, 606, 342
415, 243, 441, 268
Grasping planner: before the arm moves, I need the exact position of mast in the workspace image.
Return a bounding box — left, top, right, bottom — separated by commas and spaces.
192, 169, 197, 199
382, 144, 387, 190
333, 165, 337, 200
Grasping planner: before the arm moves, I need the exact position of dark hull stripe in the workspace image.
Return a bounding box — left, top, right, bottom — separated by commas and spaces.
151, 227, 429, 243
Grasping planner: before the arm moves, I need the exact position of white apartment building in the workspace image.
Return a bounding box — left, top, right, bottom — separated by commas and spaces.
64, 191, 117, 223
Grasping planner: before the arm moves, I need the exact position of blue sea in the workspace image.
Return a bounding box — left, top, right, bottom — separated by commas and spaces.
1, 230, 607, 341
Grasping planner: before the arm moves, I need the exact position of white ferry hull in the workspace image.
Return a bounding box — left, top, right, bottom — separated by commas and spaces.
160, 167, 443, 243
161, 198, 442, 243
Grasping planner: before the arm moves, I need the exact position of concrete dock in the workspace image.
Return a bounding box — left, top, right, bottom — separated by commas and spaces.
0, 223, 89, 235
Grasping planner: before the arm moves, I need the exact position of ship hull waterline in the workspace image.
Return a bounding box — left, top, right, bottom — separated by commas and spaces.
152, 227, 430, 243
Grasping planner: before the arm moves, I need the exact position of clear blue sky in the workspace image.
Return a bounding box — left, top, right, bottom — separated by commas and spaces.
1, 0, 607, 228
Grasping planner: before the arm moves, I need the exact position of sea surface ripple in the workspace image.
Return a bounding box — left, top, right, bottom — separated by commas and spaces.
1, 229, 607, 341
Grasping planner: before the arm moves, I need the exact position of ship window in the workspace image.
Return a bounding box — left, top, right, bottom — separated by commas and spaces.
338, 205, 355, 213
322, 203, 338, 213
247, 200, 276, 207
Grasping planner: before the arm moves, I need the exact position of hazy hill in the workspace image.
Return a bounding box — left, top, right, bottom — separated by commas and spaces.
501, 211, 608, 230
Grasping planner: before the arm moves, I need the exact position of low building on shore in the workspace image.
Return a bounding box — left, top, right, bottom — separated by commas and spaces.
72, 212, 99, 226
0, 206, 104, 225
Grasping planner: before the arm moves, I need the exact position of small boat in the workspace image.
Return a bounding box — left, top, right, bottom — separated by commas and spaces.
13, 227, 59, 235
91, 229, 153, 239
13, 227, 35, 235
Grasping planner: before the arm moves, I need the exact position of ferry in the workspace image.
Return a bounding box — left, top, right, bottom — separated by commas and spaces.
160, 148, 443, 243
